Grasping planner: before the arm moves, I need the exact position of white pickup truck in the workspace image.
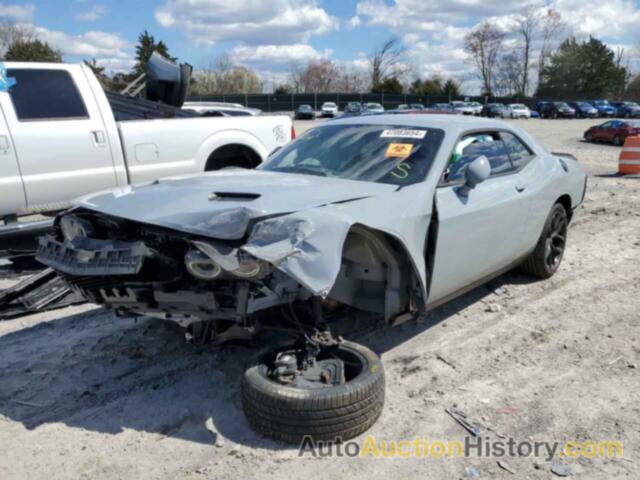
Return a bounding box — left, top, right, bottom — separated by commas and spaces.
0, 62, 293, 220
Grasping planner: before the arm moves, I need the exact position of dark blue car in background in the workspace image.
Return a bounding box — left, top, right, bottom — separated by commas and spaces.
611, 101, 640, 118
568, 101, 599, 118
587, 100, 617, 118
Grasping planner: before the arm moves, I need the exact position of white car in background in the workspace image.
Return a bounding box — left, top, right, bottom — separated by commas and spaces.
321, 102, 339, 117
468, 101, 483, 115
364, 102, 385, 113
182, 101, 262, 117
451, 101, 476, 115
509, 104, 532, 119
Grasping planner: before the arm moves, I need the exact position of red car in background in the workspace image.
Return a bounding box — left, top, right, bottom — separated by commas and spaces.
584, 119, 640, 146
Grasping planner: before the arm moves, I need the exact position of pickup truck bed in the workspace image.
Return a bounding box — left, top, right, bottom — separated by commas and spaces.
106, 91, 198, 121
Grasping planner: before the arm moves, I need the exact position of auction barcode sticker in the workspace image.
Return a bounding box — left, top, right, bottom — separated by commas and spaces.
380, 129, 427, 139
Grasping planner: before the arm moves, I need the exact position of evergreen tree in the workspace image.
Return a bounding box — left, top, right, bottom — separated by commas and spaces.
4, 40, 62, 62
537, 37, 627, 99
371, 77, 403, 94
133, 30, 176, 76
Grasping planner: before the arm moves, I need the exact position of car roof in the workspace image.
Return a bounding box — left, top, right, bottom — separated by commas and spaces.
330, 113, 512, 131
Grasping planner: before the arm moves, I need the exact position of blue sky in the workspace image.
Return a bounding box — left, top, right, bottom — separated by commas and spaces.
2, 0, 639, 93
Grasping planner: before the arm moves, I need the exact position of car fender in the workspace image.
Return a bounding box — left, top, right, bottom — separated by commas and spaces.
243, 184, 433, 303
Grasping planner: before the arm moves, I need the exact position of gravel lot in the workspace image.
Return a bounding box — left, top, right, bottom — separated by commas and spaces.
1, 118, 638, 480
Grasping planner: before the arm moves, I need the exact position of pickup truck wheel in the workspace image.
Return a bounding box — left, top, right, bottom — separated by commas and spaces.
521, 203, 568, 279
241, 340, 385, 444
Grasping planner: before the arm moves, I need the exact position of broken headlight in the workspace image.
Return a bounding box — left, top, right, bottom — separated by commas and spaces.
232, 253, 265, 278
185, 249, 223, 280
59, 215, 94, 242
188, 241, 273, 280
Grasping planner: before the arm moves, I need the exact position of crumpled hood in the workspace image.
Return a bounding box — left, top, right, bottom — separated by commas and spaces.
77, 169, 398, 239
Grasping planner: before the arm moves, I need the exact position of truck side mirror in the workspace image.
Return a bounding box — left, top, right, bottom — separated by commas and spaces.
457, 155, 490, 197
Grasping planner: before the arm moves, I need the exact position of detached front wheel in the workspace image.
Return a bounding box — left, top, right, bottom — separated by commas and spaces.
242, 340, 385, 444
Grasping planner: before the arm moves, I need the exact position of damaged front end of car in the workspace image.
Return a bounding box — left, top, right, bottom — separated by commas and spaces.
36, 205, 420, 343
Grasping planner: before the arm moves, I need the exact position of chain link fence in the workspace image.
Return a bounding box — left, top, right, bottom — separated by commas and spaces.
186, 93, 535, 112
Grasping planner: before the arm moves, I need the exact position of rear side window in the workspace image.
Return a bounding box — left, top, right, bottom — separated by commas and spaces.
7, 69, 88, 121
501, 132, 534, 170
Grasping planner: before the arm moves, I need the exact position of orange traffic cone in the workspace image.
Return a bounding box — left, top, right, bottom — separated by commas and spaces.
619, 136, 640, 174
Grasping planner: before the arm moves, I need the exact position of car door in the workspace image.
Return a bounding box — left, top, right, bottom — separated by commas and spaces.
428, 131, 531, 304
610, 121, 625, 142
0, 105, 26, 216
593, 121, 611, 141
0, 66, 117, 213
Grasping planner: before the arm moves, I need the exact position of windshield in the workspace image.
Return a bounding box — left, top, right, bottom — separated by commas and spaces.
594, 100, 609, 106
367, 103, 383, 109
511, 104, 526, 109
555, 102, 569, 108
323, 103, 336, 107
259, 124, 445, 186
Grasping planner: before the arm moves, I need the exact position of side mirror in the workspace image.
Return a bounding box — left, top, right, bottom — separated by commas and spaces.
457, 155, 490, 196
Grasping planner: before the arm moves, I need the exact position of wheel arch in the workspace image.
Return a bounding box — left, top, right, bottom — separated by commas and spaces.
556, 193, 573, 222
328, 224, 424, 325
194, 129, 269, 171
205, 143, 263, 171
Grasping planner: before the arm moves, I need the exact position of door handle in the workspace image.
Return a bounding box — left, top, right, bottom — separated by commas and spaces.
0, 135, 10, 154
91, 130, 106, 145
515, 182, 527, 192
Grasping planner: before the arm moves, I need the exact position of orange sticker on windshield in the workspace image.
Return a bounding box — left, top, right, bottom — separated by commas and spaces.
386, 143, 413, 158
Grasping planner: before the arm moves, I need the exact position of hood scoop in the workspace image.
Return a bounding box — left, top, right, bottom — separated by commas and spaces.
208, 192, 261, 201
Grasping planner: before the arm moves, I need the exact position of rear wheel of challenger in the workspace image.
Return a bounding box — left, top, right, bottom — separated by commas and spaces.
241, 340, 385, 444
613, 135, 623, 147
521, 203, 568, 279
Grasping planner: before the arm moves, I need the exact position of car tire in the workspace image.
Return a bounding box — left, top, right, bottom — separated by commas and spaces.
521, 203, 568, 279
613, 135, 623, 146
552, 111, 558, 119
242, 340, 385, 444
585, 132, 593, 142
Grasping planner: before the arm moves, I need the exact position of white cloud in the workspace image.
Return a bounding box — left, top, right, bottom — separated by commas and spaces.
231, 44, 332, 71
30, 26, 134, 73
155, 0, 338, 46
35, 27, 130, 58
0, 2, 34, 22
355, 0, 640, 93
553, 0, 640, 40
75, 5, 108, 22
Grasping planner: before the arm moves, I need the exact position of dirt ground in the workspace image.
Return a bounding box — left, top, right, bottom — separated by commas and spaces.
0, 118, 638, 480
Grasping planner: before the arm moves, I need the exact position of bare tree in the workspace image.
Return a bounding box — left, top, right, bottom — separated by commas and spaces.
536, 9, 564, 91
191, 55, 263, 95
494, 52, 524, 96
515, 7, 541, 95
288, 59, 341, 93
464, 22, 506, 95
335, 66, 369, 93
369, 37, 408, 87
0, 19, 35, 57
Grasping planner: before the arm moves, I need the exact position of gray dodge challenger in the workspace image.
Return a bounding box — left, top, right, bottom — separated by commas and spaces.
37, 115, 587, 443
